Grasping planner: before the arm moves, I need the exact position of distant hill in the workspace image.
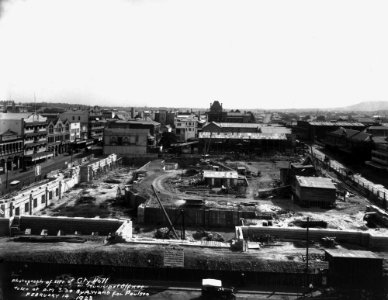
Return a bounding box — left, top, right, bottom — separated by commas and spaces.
339, 101, 388, 112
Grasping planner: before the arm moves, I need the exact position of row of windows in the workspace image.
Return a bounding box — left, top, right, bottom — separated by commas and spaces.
110, 136, 140, 145
176, 122, 196, 127
25, 125, 46, 131
12, 189, 58, 216
48, 125, 70, 134
48, 135, 70, 143
0, 142, 23, 154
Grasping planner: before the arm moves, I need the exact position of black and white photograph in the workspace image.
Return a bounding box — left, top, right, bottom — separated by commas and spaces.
0, 0, 388, 299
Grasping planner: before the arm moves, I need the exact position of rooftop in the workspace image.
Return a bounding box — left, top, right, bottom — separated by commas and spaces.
198, 132, 288, 140
0, 112, 31, 120
295, 176, 336, 189
325, 249, 382, 260
368, 126, 388, 130
109, 120, 160, 126
211, 122, 260, 128
203, 170, 239, 179
307, 121, 365, 127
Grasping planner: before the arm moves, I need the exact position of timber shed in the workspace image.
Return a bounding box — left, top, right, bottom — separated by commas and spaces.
293, 176, 336, 207
203, 170, 238, 187
325, 249, 383, 289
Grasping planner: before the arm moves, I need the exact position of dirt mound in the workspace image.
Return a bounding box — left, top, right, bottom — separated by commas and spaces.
76, 196, 96, 205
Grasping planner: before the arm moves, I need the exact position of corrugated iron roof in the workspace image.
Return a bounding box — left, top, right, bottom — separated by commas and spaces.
260, 127, 292, 134
308, 121, 364, 127
199, 132, 288, 140
212, 122, 261, 128
295, 176, 336, 189
203, 170, 239, 179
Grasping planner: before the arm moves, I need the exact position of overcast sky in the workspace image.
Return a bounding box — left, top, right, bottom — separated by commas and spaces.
0, 0, 388, 109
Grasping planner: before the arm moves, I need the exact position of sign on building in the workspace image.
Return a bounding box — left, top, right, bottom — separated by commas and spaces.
35, 165, 41, 176
163, 245, 184, 268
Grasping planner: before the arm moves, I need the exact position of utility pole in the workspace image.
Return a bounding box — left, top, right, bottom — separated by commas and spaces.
305, 216, 310, 294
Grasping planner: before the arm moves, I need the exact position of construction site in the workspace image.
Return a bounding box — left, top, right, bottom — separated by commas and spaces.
1, 148, 388, 298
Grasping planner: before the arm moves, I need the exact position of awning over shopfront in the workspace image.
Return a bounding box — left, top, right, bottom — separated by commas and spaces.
24, 151, 54, 162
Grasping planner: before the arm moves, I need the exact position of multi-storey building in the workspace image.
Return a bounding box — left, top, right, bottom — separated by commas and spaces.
155, 110, 175, 126
366, 137, 388, 171
89, 106, 105, 142
60, 109, 89, 140
207, 101, 255, 123
60, 106, 105, 142
0, 100, 29, 113
69, 122, 81, 142
175, 116, 198, 142
103, 120, 161, 156
0, 130, 24, 174
0, 113, 52, 167
23, 113, 52, 166
47, 117, 70, 156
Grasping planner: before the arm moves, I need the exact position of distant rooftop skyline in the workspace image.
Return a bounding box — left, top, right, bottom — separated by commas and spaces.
1, 0, 388, 109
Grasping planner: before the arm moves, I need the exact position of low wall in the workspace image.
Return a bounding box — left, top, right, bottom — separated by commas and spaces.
125, 190, 147, 210
0, 155, 118, 219
238, 226, 388, 249
14, 215, 128, 236
139, 204, 256, 228
80, 154, 117, 182
115, 220, 133, 241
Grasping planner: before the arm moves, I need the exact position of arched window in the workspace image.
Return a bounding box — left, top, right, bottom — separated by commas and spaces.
110, 136, 118, 145
48, 125, 54, 134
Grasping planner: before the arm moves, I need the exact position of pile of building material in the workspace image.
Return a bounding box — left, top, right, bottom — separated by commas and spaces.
193, 230, 225, 242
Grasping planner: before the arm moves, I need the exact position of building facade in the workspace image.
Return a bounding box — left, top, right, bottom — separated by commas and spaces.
366, 137, 388, 171
103, 120, 160, 156
207, 101, 255, 123
88, 106, 105, 142
0, 130, 23, 174
69, 122, 81, 142
23, 113, 52, 165
60, 109, 89, 140
47, 118, 70, 156
175, 116, 198, 142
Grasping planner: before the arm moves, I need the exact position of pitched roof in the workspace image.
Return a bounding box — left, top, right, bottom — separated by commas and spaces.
308, 121, 364, 127
295, 176, 336, 189
325, 249, 382, 260
199, 132, 288, 140
349, 131, 372, 142
0, 129, 19, 137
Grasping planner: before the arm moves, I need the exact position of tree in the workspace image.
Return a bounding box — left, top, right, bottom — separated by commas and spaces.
159, 132, 177, 149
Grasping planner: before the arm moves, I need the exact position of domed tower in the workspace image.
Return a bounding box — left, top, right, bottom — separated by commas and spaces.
210, 101, 223, 113
208, 100, 225, 122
